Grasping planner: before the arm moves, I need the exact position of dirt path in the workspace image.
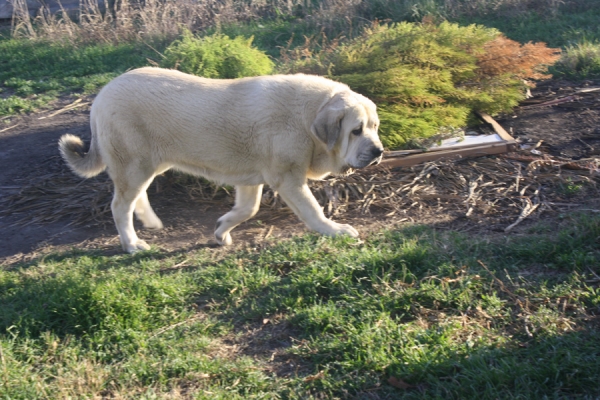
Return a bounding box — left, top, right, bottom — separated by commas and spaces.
1, 80, 599, 263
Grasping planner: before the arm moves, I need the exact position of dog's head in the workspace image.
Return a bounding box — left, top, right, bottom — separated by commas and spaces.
311, 91, 383, 173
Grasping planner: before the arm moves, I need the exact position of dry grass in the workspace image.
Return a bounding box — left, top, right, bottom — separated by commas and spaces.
9, 0, 362, 45
11, 0, 233, 43
309, 152, 599, 229
1, 147, 598, 234
0, 153, 113, 227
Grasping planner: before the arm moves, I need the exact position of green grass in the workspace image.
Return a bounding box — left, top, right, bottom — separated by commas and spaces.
457, 6, 600, 48
214, 18, 333, 59
2, 213, 599, 398
0, 37, 158, 116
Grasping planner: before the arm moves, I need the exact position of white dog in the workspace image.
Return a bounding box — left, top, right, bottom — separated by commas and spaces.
59, 67, 383, 253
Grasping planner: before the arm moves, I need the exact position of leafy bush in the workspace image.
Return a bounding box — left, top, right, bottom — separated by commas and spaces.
285, 21, 560, 149
552, 40, 600, 80
160, 30, 274, 79
335, 22, 560, 148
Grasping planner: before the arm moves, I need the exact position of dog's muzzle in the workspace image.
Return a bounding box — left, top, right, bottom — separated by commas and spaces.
368, 147, 384, 166
355, 146, 384, 168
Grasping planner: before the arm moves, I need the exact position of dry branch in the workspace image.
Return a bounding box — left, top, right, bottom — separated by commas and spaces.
0, 123, 21, 133
38, 99, 90, 120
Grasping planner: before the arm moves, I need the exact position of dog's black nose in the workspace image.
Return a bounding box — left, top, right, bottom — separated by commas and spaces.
371, 147, 384, 158
368, 147, 384, 166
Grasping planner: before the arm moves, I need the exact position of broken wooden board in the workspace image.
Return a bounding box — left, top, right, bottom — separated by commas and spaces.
379, 112, 517, 168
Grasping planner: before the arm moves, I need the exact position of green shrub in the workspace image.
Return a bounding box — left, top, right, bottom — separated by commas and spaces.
552, 40, 600, 80
160, 30, 274, 79
287, 21, 559, 149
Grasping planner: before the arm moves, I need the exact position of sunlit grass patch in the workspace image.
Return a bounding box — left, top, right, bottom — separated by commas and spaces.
0, 215, 600, 398
0, 38, 154, 116
1, 209, 599, 398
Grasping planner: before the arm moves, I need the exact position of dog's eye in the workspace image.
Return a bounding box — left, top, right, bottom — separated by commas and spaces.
352, 127, 362, 136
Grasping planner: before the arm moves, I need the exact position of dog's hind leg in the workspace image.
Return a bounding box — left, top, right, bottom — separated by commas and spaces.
135, 190, 164, 230
215, 184, 263, 245
111, 169, 156, 253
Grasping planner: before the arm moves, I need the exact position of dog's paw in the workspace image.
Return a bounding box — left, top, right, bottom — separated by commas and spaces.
215, 232, 233, 246
332, 223, 359, 238
138, 213, 164, 230
143, 219, 164, 230
319, 222, 359, 238
124, 240, 151, 254
214, 218, 234, 246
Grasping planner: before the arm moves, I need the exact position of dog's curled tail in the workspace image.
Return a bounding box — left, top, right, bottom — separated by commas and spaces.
58, 134, 106, 178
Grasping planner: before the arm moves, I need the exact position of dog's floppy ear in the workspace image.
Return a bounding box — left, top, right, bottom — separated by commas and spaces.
311, 95, 345, 151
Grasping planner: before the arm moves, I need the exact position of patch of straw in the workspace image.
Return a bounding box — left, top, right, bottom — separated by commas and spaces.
2, 150, 597, 231
10, 0, 363, 45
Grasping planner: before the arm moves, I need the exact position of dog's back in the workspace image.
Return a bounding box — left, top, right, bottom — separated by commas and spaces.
88, 68, 345, 183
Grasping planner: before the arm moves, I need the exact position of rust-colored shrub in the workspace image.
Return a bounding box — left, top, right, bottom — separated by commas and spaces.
476, 36, 561, 82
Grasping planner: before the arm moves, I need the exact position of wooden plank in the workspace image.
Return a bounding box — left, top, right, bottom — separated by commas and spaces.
385, 149, 426, 157
375, 112, 517, 168
385, 138, 509, 158
476, 111, 517, 145
379, 142, 511, 168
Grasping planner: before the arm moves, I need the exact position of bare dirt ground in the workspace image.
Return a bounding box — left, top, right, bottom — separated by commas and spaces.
1, 79, 599, 265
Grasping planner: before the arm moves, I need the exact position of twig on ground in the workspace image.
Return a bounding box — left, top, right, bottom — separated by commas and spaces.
505, 198, 540, 232
160, 258, 191, 272
264, 225, 274, 240
38, 98, 89, 120
0, 123, 22, 133
478, 260, 519, 302
149, 313, 205, 339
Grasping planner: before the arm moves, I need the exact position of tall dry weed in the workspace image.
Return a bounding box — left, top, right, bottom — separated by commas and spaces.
11, 0, 228, 43
9, 0, 365, 45
10, 0, 38, 38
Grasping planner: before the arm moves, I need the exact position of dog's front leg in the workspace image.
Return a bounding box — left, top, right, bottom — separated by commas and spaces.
215, 184, 264, 245
276, 178, 358, 238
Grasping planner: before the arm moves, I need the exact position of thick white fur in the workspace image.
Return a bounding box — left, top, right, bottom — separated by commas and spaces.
59, 67, 383, 253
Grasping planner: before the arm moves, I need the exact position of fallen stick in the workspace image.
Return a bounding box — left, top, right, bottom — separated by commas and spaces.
477, 260, 518, 302
518, 95, 578, 109
501, 153, 598, 171
149, 313, 205, 339
576, 87, 600, 94
0, 123, 21, 133
505, 200, 540, 232
38, 98, 89, 120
